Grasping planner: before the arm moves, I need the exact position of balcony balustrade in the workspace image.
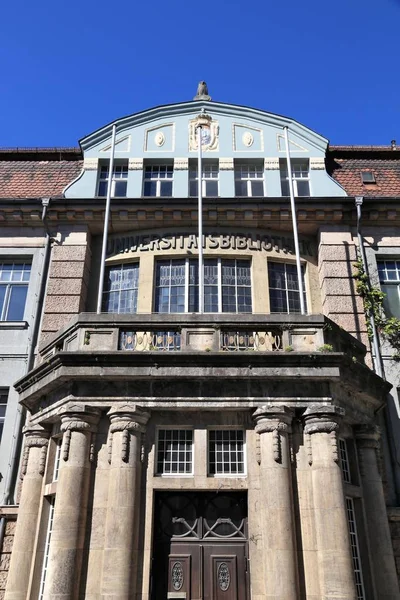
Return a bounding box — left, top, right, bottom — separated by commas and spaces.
38, 313, 366, 363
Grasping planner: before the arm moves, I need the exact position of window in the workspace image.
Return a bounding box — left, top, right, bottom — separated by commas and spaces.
339, 438, 351, 484
235, 163, 264, 197
154, 258, 252, 313
189, 161, 219, 197
53, 439, 62, 482
209, 430, 245, 475
98, 163, 128, 197
361, 171, 376, 184
378, 260, 400, 318
280, 160, 310, 196
268, 262, 307, 313
38, 497, 55, 600
102, 263, 139, 314
346, 498, 366, 600
0, 389, 7, 442
0, 262, 30, 321
143, 164, 173, 197
156, 429, 193, 475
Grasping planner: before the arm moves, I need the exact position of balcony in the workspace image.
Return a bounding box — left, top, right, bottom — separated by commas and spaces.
38, 313, 365, 362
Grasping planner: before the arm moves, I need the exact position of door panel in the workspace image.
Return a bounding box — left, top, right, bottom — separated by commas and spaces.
204, 545, 247, 600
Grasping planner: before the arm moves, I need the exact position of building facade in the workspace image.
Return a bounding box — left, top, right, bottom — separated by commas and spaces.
0, 90, 400, 599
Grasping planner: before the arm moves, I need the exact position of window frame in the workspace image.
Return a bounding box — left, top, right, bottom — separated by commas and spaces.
154, 257, 253, 314
97, 162, 128, 198
280, 159, 311, 197
361, 171, 376, 184
189, 160, 219, 197
102, 262, 139, 314
143, 163, 174, 197
207, 428, 246, 477
377, 259, 400, 319
0, 389, 8, 443
268, 261, 307, 314
155, 427, 194, 477
0, 262, 31, 322
234, 162, 264, 197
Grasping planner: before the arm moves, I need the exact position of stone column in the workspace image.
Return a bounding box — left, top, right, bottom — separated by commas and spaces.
303, 405, 356, 598
43, 405, 100, 600
253, 405, 298, 600
5, 425, 50, 600
355, 425, 400, 597
101, 404, 150, 599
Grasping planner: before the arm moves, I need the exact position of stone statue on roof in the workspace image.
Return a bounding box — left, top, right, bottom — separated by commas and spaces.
193, 81, 211, 101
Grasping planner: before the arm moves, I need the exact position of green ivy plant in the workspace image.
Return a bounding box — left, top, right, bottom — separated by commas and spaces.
354, 258, 400, 361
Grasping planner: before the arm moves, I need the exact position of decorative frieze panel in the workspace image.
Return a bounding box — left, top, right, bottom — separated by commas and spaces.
264, 158, 280, 170
219, 158, 234, 170
310, 157, 325, 170
83, 157, 99, 171
174, 158, 189, 170
128, 158, 143, 171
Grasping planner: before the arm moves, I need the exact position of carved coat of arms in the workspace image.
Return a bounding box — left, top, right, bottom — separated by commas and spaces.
189, 112, 219, 152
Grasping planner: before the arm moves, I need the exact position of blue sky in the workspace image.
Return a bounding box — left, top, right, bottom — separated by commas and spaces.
1, 0, 399, 147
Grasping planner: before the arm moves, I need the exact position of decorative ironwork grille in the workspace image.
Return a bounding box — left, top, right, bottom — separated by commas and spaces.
119, 330, 181, 351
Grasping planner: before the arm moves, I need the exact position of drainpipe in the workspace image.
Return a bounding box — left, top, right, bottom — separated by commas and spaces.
355, 196, 384, 378
0, 198, 52, 546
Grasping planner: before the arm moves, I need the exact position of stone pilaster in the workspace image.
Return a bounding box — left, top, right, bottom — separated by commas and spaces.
303, 405, 356, 599
253, 405, 298, 600
355, 425, 400, 597
101, 404, 150, 599
42, 405, 100, 600
5, 424, 50, 600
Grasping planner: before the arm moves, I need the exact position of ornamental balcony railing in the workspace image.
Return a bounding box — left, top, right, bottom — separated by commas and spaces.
38, 313, 366, 364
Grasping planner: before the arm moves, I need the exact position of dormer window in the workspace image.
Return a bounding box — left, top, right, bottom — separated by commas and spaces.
361, 171, 376, 184
98, 162, 128, 197
280, 160, 310, 197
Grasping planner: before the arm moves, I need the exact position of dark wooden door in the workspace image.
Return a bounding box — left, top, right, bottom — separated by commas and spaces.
154, 492, 248, 600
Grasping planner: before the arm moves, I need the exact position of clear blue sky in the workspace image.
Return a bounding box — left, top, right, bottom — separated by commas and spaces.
1, 0, 399, 147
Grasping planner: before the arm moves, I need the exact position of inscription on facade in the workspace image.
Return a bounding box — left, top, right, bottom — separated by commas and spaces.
106, 232, 314, 257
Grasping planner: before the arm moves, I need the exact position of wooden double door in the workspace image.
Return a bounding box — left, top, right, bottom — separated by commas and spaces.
152, 492, 249, 600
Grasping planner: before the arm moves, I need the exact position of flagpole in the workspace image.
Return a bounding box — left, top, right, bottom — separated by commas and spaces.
96, 123, 117, 314
197, 125, 204, 314
283, 126, 306, 315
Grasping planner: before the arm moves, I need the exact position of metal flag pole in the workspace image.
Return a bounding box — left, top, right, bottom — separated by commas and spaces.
96, 123, 117, 314
283, 126, 306, 315
197, 124, 204, 313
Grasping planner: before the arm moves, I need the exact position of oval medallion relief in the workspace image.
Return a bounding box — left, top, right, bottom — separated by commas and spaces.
242, 131, 254, 147
217, 562, 230, 591
155, 131, 165, 147
172, 561, 184, 591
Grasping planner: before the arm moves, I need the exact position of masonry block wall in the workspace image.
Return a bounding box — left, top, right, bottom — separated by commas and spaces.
0, 517, 16, 599
318, 227, 369, 355
40, 227, 91, 340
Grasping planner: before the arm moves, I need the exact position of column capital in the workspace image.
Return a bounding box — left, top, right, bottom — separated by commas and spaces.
107, 404, 150, 464
253, 405, 294, 434
22, 423, 51, 447
355, 424, 380, 449
107, 403, 150, 433
21, 424, 51, 477
59, 404, 101, 433
303, 404, 344, 435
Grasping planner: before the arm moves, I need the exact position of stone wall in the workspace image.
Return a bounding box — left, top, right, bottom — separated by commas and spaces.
40, 228, 91, 339
0, 516, 16, 599
388, 507, 400, 586
318, 227, 370, 360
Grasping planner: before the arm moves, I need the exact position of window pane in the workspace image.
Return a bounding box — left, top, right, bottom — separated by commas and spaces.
160, 181, 173, 196
381, 284, 400, 319
114, 181, 127, 197
102, 264, 139, 314
281, 179, 289, 196
0, 286, 6, 318
268, 262, 306, 314
98, 180, 108, 197
297, 180, 310, 196
205, 181, 218, 197
189, 180, 198, 197
235, 181, 248, 197
6, 285, 28, 320
251, 180, 264, 197
144, 181, 157, 196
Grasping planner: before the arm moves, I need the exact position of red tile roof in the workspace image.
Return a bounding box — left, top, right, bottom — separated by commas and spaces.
0, 149, 83, 198
328, 147, 400, 197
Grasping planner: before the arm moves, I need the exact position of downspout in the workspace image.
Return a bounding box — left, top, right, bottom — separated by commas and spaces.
0, 197, 52, 549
